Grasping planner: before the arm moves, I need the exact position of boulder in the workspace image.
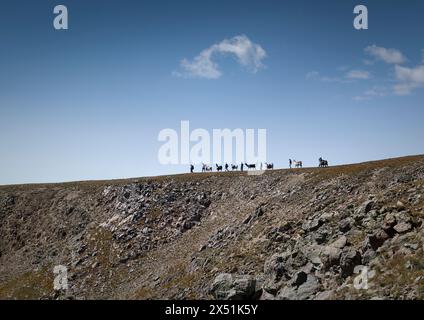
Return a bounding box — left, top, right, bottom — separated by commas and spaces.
244, 206, 264, 225
382, 213, 397, 236
210, 273, 257, 300
362, 248, 377, 265
331, 236, 348, 249
394, 222, 412, 234
340, 248, 361, 277
292, 271, 308, 287
396, 201, 405, 211
263, 253, 290, 294
314, 290, 334, 300
313, 227, 330, 244
302, 219, 323, 232
362, 200, 375, 214
260, 290, 276, 300
296, 274, 321, 300
367, 230, 390, 251
277, 285, 298, 300
210, 273, 232, 299
319, 212, 334, 222
339, 218, 352, 233
321, 246, 342, 269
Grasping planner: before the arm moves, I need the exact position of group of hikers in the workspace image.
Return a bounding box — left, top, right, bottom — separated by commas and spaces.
189, 157, 329, 173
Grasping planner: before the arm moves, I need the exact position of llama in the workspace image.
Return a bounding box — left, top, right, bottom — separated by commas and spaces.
244, 163, 256, 170
293, 160, 303, 168
265, 162, 274, 169
319, 158, 329, 168
202, 163, 212, 172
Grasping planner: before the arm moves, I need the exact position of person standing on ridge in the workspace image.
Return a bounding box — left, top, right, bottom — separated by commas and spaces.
241, 163, 244, 172
190, 164, 194, 173
289, 159, 292, 169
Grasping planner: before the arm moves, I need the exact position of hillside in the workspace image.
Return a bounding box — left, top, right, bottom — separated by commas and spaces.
0, 155, 423, 300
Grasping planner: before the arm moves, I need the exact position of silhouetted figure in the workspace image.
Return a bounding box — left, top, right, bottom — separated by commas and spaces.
190, 164, 194, 173
260, 162, 263, 170
319, 157, 329, 167
289, 159, 292, 169
241, 163, 244, 172
245, 163, 256, 170
265, 162, 274, 169
225, 163, 229, 171
293, 159, 302, 168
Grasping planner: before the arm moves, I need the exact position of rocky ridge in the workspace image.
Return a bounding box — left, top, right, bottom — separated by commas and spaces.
0, 155, 423, 300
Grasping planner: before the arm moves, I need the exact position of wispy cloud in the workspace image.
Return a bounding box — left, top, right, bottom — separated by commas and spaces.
173, 35, 266, 79
393, 64, 424, 95
365, 45, 406, 64
310, 45, 424, 100
345, 70, 371, 80
305, 71, 345, 83
306, 68, 370, 83
305, 71, 319, 80
337, 65, 350, 71
354, 86, 388, 101
362, 59, 374, 66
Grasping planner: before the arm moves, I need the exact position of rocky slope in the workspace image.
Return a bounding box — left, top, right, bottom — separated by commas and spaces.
0, 155, 423, 300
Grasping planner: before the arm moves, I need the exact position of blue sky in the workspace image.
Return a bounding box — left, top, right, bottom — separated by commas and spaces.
0, 0, 423, 184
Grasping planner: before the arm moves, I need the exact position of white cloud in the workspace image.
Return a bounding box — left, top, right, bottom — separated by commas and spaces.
363, 59, 374, 66
365, 87, 387, 97
365, 45, 406, 64
305, 71, 319, 80
309, 46, 423, 98
393, 64, 424, 95
353, 95, 368, 101
306, 69, 370, 83
305, 71, 344, 83
337, 65, 350, 71
354, 86, 388, 101
345, 70, 370, 80
177, 51, 221, 79
174, 35, 266, 79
